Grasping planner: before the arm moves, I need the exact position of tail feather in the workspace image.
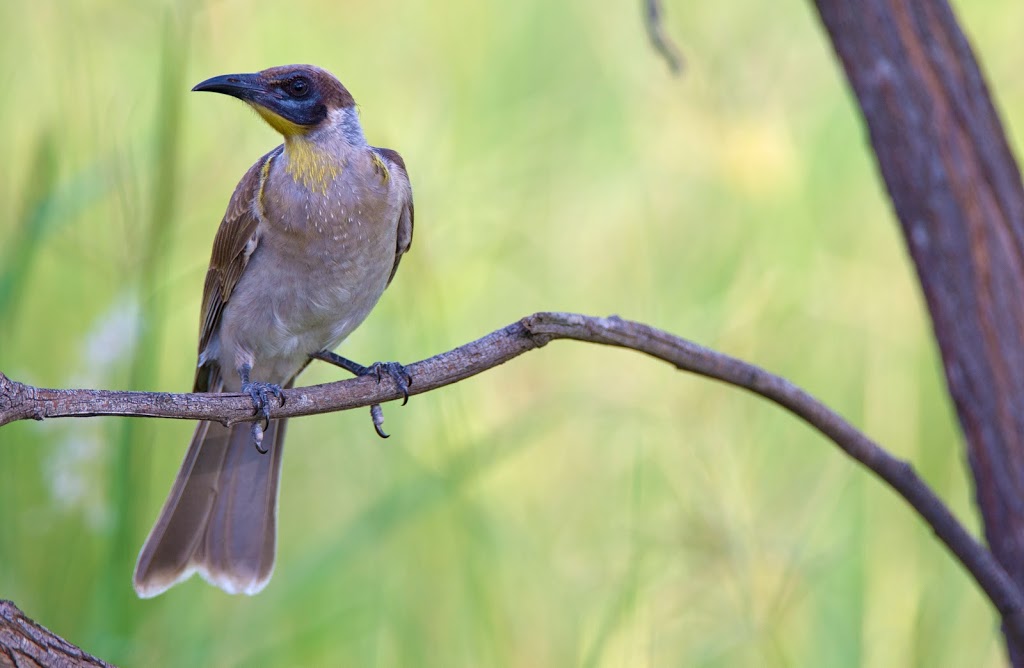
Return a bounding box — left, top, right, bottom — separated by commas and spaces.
133, 418, 286, 598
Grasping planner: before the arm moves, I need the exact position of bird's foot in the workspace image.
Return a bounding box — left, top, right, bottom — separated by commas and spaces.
243, 380, 284, 425
240, 378, 283, 454
363, 362, 412, 438
361, 361, 413, 406
311, 351, 413, 439
311, 351, 413, 404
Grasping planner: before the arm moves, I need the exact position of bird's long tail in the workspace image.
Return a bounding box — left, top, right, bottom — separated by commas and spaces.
133, 417, 287, 598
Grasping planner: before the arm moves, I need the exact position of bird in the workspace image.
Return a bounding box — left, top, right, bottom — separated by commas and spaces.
132, 65, 414, 598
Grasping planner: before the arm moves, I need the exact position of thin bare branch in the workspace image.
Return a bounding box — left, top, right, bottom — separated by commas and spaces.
643, 0, 683, 75
2, 311, 1022, 644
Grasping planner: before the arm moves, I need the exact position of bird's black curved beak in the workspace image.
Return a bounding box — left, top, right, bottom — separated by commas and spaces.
192, 73, 265, 102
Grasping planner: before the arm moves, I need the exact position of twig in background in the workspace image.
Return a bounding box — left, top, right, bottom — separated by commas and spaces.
643, 0, 683, 75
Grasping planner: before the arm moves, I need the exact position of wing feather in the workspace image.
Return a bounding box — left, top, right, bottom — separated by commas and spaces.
374, 147, 414, 286
193, 146, 282, 392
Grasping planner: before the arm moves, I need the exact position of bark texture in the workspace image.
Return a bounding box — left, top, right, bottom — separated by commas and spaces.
813, 0, 1024, 660
0, 601, 111, 668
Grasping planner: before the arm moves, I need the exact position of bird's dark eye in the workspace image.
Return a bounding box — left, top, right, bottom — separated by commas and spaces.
287, 77, 310, 98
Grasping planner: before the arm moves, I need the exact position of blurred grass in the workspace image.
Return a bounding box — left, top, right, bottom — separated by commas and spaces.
0, 0, 1019, 665
0, 131, 59, 327
92, 11, 193, 655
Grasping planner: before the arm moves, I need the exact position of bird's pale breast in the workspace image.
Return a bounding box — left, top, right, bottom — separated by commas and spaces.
215, 146, 402, 387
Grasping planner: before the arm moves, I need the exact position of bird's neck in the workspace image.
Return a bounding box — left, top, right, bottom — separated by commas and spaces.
281, 107, 365, 194
331, 106, 367, 147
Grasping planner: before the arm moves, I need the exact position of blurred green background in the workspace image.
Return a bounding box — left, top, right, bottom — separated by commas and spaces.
1, 0, 1021, 665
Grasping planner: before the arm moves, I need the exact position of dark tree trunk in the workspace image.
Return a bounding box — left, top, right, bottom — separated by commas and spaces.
0, 601, 112, 667
813, 0, 1024, 662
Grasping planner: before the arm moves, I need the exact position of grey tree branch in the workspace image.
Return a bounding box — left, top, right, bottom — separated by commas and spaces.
2, 311, 1023, 644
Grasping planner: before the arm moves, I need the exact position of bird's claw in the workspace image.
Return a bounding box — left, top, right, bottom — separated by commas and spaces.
241, 381, 283, 451
362, 363, 410, 439
370, 403, 389, 439
364, 361, 413, 406
251, 422, 268, 454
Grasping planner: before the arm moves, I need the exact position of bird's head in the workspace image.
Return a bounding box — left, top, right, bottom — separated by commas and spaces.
192, 65, 355, 137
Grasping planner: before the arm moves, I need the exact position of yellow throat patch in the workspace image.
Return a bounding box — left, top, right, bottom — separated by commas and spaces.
250, 104, 307, 137
282, 137, 341, 194
248, 103, 341, 194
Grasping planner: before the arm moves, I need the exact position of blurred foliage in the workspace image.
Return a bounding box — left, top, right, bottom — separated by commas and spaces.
0, 0, 1021, 665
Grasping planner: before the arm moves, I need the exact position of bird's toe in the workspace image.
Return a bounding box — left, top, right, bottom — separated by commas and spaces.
242, 381, 284, 429
366, 361, 413, 405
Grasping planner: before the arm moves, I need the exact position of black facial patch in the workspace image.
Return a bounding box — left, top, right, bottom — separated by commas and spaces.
267, 95, 327, 126
262, 77, 327, 126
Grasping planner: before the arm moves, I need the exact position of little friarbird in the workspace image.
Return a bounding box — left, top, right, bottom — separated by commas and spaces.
133, 65, 414, 598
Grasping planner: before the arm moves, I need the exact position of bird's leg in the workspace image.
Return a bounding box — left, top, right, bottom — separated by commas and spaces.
311, 350, 413, 439
239, 363, 284, 454
312, 351, 413, 402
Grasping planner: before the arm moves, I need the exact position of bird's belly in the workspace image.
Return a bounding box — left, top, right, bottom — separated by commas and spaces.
215, 231, 394, 384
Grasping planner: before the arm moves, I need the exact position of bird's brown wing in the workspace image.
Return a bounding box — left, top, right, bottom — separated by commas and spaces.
193, 146, 283, 392
375, 148, 414, 286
